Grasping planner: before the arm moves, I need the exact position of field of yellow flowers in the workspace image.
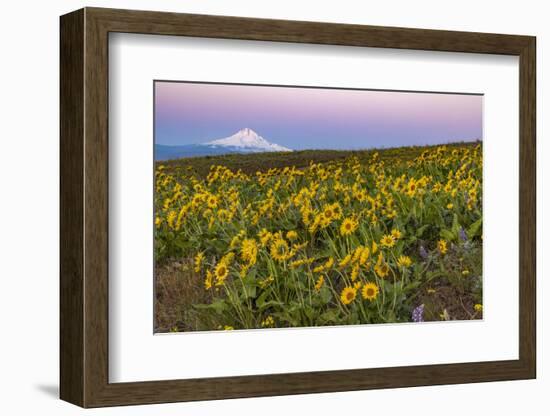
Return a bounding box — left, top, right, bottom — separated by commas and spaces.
154, 143, 483, 332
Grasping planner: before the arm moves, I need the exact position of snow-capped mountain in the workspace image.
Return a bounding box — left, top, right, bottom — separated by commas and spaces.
155, 128, 292, 161
207, 128, 292, 152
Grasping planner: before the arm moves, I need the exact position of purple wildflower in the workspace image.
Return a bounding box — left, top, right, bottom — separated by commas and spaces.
412, 304, 425, 322
419, 245, 428, 260
459, 227, 468, 242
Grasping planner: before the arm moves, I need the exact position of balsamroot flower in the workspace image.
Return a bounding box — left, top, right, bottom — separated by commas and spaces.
214, 262, 229, 285
340, 217, 358, 236
270, 238, 291, 262
194, 252, 205, 273
380, 234, 396, 248
397, 255, 412, 268
361, 282, 379, 301
241, 238, 258, 266
438, 239, 448, 255
314, 275, 324, 291
340, 286, 357, 305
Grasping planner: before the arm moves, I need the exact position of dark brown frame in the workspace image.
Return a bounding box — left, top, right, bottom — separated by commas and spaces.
60, 7, 536, 408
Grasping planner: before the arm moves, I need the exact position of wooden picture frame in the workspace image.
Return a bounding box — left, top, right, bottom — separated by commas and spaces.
60, 7, 536, 408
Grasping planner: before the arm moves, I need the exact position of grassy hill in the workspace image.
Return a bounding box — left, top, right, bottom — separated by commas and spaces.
156, 141, 480, 179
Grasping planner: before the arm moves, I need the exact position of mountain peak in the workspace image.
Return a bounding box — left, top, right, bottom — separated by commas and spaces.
207, 129, 292, 152
237, 127, 255, 136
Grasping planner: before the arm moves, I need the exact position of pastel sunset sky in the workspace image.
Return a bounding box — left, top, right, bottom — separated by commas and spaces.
154, 81, 483, 150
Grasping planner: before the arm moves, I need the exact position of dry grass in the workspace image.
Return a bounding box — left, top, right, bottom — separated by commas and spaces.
154, 258, 212, 332
420, 282, 482, 321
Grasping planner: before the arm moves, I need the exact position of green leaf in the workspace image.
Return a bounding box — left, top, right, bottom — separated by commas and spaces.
451, 214, 460, 237
319, 286, 332, 304
255, 290, 269, 308
405, 281, 422, 291
242, 284, 257, 299
415, 224, 430, 238
319, 309, 339, 324
241, 269, 257, 286
426, 271, 447, 282
174, 237, 193, 250
467, 218, 482, 239
303, 306, 315, 320
193, 299, 227, 315
274, 311, 299, 326
440, 229, 455, 241
286, 279, 306, 291
257, 300, 284, 311
207, 239, 227, 252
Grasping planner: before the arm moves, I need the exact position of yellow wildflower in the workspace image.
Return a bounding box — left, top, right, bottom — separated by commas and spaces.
207, 194, 219, 208
314, 275, 325, 291
391, 228, 402, 240
374, 259, 390, 278
286, 230, 298, 241
397, 255, 412, 268
313, 257, 334, 273
167, 210, 177, 229
361, 282, 379, 301
380, 234, 396, 248
204, 270, 213, 290
292, 241, 308, 251
352, 246, 365, 263
194, 252, 205, 273
241, 238, 258, 266
261, 315, 275, 327
340, 286, 357, 305
359, 247, 370, 266
339, 253, 352, 268
259, 275, 274, 288
214, 262, 229, 286
270, 238, 291, 262
438, 239, 448, 255
219, 252, 235, 266
258, 228, 272, 246
340, 217, 358, 236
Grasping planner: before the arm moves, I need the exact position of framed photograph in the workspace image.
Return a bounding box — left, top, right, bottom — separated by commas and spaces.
60, 7, 536, 407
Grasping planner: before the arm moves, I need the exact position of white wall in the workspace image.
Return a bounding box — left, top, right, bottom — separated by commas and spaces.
0, 0, 545, 414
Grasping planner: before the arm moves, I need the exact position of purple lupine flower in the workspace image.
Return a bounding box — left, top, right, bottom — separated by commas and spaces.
459, 227, 468, 242
412, 304, 425, 322
419, 245, 428, 260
